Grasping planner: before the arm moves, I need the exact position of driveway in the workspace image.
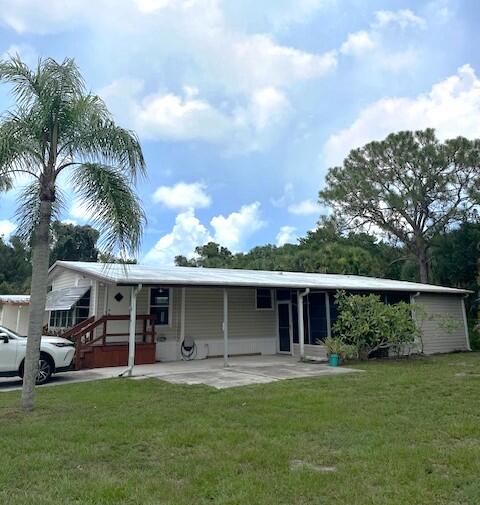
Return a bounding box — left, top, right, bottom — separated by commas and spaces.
0, 355, 359, 392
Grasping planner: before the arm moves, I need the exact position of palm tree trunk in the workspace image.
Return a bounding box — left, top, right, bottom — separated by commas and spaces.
21, 199, 52, 411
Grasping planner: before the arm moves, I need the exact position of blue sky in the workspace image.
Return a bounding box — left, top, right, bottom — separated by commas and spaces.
0, 0, 479, 264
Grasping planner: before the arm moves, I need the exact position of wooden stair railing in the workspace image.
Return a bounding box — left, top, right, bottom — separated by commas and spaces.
66, 314, 157, 370
61, 316, 95, 340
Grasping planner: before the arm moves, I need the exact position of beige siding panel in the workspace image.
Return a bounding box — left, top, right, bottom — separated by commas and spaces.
184, 287, 277, 341
180, 287, 277, 359
228, 288, 276, 339
184, 287, 223, 340
416, 294, 469, 354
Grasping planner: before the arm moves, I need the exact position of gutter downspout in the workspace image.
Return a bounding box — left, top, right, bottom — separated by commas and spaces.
461, 294, 472, 351
297, 288, 310, 362
119, 283, 142, 377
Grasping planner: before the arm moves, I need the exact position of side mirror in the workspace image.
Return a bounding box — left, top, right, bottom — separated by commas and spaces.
0, 333, 9, 343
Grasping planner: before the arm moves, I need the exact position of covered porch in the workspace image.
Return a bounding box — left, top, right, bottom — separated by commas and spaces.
59, 282, 332, 372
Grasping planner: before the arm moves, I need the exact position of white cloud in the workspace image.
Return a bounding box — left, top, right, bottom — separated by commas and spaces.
288, 199, 320, 215
134, 0, 176, 13
340, 31, 376, 56
276, 225, 297, 246
0, 220, 16, 239
211, 202, 266, 251
143, 202, 266, 264
1, 1, 337, 91
152, 182, 211, 210
228, 34, 337, 91
324, 64, 480, 166
137, 89, 233, 143
101, 80, 292, 151
143, 209, 211, 265
373, 9, 426, 29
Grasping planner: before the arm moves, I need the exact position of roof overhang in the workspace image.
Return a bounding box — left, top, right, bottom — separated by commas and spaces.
48, 261, 472, 295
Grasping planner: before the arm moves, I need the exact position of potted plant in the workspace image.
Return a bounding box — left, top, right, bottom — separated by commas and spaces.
323, 337, 356, 366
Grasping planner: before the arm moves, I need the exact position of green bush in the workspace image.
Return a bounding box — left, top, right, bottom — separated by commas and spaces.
333, 291, 418, 359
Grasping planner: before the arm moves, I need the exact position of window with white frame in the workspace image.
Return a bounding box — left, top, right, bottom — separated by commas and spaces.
256, 288, 273, 310
150, 287, 170, 325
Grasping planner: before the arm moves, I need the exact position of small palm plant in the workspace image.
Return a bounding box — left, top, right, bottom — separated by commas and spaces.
0, 57, 146, 410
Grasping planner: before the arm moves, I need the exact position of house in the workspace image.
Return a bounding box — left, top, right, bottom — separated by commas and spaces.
0, 295, 30, 335
45, 261, 471, 370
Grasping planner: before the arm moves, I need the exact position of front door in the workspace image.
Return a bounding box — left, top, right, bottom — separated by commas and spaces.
277, 302, 292, 353
107, 286, 132, 340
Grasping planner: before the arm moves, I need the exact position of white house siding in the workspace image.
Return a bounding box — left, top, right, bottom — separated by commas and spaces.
415, 294, 469, 354
51, 268, 91, 291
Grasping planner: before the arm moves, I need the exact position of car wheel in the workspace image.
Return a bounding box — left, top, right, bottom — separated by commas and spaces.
36, 357, 53, 385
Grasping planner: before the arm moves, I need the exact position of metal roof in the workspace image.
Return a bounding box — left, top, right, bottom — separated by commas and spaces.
45, 286, 90, 311
49, 261, 471, 295
0, 295, 30, 305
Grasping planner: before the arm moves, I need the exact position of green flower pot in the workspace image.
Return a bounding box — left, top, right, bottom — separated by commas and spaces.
328, 354, 339, 367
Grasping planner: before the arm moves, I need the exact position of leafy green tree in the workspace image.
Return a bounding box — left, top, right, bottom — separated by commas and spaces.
333, 291, 418, 359
0, 57, 145, 411
0, 236, 31, 293
319, 129, 480, 283
50, 221, 100, 264
176, 242, 234, 268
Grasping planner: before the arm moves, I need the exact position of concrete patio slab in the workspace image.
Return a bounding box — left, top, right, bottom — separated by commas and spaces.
0, 355, 360, 392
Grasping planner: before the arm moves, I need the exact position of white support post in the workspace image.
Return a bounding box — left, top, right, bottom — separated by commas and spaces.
126, 284, 142, 377
461, 296, 471, 351
103, 284, 109, 316
180, 287, 186, 344
297, 291, 305, 361
223, 288, 229, 367
325, 292, 331, 338
297, 288, 310, 362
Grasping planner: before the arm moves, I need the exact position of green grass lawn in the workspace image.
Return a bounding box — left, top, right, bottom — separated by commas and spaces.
1, 354, 480, 505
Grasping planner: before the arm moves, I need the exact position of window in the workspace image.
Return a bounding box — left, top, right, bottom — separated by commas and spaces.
150, 287, 170, 325
256, 288, 273, 310
49, 289, 91, 328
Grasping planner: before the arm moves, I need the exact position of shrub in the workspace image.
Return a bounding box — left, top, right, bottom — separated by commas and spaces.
333, 290, 418, 359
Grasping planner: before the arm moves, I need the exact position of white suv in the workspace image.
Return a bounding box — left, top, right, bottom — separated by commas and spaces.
0, 325, 75, 385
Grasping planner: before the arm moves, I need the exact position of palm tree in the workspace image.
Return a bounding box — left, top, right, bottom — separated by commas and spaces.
0, 57, 146, 411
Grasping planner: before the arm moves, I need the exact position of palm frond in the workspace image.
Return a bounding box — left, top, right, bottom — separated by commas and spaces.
15, 180, 65, 243
72, 163, 145, 257
61, 110, 145, 181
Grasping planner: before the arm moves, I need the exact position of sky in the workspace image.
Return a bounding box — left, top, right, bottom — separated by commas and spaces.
0, 0, 479, 264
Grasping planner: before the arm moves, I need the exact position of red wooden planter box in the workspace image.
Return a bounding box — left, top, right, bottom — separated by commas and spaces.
81, 343, 156, 369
